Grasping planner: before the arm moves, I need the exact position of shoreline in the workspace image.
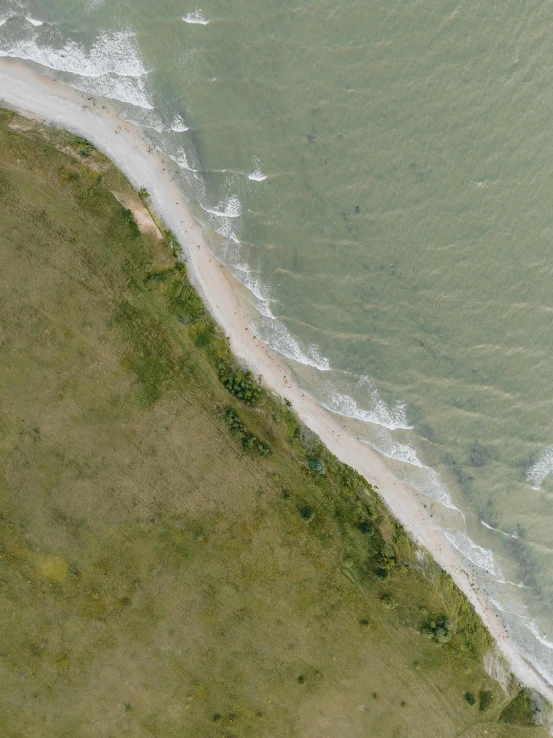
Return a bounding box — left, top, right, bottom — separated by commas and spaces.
2, 57, 552, 708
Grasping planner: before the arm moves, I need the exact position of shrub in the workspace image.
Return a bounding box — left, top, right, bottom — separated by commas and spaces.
223, 407, 270, 457
300, 505, 315, 522
377, 543, 396, 571
218, 363, 262, 405
422, 615, 451, 644
464, 692, 476, 706
478, 690, 493, 711
359, 520, 375, 537
74, 135, 95, 156
308, 457, 324, 475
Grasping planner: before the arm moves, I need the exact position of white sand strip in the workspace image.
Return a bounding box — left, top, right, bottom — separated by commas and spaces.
1, 57, 552, 708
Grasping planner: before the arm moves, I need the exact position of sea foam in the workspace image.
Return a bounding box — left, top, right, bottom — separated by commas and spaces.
321, 379, 410, 432
183, 10, 209, 25
258, 315, 331, 371
225, 261, 331, 371
525, 621, 553, 651
171, 115, 189, 132
526, 445, 553, 489
359, 434, 424, 467
248, 157, 267, 181
444, 529, 502, 577
481, 520, 518, 539
170, 148, 199, 173
202, 195, 242, 218
0, 29, 153, 109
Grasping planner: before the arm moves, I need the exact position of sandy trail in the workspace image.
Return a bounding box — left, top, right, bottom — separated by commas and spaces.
1, 57, 552, 706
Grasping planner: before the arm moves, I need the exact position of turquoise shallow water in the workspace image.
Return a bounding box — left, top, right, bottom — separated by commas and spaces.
3, 0, 553, 682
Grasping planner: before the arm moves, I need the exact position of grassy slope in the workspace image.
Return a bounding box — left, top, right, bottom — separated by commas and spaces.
0, 110, 547, 738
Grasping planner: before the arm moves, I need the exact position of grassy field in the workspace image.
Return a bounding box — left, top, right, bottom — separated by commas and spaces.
0, 109, 548, 738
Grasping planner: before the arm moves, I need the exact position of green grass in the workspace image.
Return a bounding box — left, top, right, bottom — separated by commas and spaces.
0, 108, 548, 737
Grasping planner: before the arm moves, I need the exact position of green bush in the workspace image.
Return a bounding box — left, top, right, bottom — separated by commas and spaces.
300, 505, 315, 522
218, 363, 262, 405
359, 520, 375, 537
74, 135, 95, 156
377, 543, 396, 571
223, 407, 270, 457
464, 692, 476, 706
422, 615, 451, 644
308, 457, 324, 475
478, 690, 493, 711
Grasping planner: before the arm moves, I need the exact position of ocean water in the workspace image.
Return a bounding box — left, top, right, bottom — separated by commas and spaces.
3, 0, 553, 683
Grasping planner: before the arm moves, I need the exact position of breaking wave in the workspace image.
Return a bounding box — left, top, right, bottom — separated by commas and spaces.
183, 10, 209, 25
525, 621, 553, 651
171, 115, 189, 132
248, 157, 267, 181
445, 529, 502, 577
257, 314, 331, 371
361, 436, 424, 467
526, 445, 553, 490
227, 263, 331, 371
0, 25, 153, 109
321, 381, 410, 431
170, 148, 199, 173
202, 195, 242, 218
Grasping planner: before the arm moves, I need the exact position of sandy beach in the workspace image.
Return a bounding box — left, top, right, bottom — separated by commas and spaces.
1, 57, 552, 708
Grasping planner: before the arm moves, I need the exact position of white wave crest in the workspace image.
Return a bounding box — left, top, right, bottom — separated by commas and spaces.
202, 195, 242, 218
169, 148, 199, 173
70, 73, 152, 109
215, 218, 241, 246
183, 10, 209, 24
489, 597, 530, 620
0, 30, 153, 109
525, 621, 553, 650
417, 468, 461, 511
322, 379, 410, 431
444, 529, 502, 577
25, 16, 43, 26
259, 316, 331, 371
481, 520, 518, 539
233, 263, 272, 309
248, 157, 267, 181
226, 262, 329, 371
526, 445, 553, 489
171, 115, 189, 132
2, 31, 147, 77
360, 436, 424, 467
